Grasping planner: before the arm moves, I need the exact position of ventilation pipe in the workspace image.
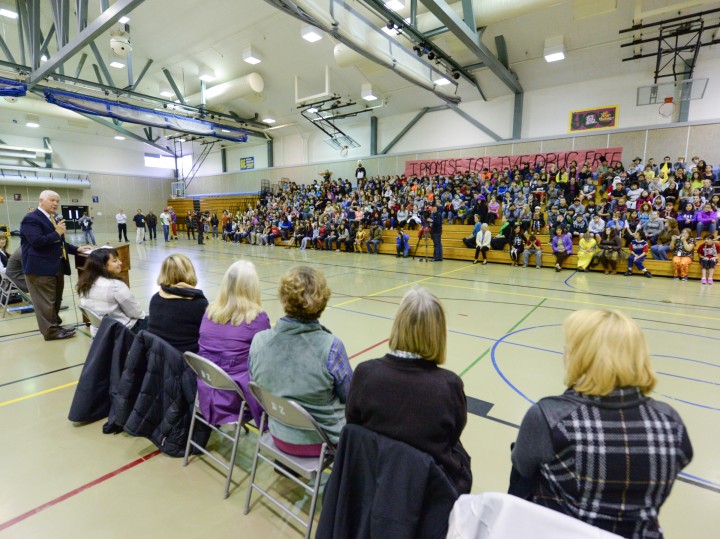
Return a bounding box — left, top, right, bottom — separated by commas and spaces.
182, 73, 264, 107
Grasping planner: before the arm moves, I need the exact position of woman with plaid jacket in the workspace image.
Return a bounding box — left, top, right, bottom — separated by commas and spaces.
510, 310, 692, 539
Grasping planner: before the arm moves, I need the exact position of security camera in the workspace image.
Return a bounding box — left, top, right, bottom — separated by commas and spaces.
4, 96, 17, 103
110, 31, 131, 56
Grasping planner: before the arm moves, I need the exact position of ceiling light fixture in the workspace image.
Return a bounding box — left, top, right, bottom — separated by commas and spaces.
159, 84, 175, 98
118, 16, 130, 24
0, 8, 18, 19
40, 54, 47, 62
114, 135, 126, 140
242, 45, 262, 65
25, 114, 40, 128
301, 24, 322, 43
433, 76, 451, 86
306, 106, 318, 113
544, 35, 566, 63
385, 0, 404, 11
361, 83, 378, 101
262, 116, 276, 124
198, 64, 215, 82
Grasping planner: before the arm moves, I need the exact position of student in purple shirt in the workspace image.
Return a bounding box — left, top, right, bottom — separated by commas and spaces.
197, 260, 271, 426
695, 203, 718, 237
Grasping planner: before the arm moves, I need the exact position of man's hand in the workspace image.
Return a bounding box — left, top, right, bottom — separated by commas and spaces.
78, 246, 92, 253
54, 219, 67, 235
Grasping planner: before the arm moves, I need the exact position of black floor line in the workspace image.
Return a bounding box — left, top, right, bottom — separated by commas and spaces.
0, 363, 84, 388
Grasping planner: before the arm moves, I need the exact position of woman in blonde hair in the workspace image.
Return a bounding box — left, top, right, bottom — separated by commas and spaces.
345, 287, 472, 494
510, 309, 692, 538
148, 254, 208, 352
249, 266, 352, 455
197, 260, 270, 426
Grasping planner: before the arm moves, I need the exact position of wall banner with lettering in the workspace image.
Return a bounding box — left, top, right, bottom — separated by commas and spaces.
569, 105, 618, 132
403, 147, 623, 178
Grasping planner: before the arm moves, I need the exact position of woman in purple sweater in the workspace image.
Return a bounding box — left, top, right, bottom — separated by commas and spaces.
197, 260, 271, 426
695, 202, 718, 237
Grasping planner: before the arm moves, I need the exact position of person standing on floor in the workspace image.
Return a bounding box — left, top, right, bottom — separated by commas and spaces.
79, 211, 96, 246
146, 210, 157, 241
132, 209, 146, 244
20, 190, 91, 340
116, 209, 128, 242
159, 208, 171, 242
431, 203, 443, 262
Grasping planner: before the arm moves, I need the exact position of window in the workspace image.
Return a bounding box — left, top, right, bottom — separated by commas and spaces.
144, 153, 192, 170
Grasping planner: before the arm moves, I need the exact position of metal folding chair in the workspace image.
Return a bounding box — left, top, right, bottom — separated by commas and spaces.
182, 351, 252, 499
78, 305, 104, 330
0, 271, 32, 318
244, 382, 336, 539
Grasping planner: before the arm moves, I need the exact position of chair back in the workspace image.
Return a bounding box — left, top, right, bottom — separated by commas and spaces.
248, 382, 333, 448
183, 351, 245, 395
79, 305, 104, 328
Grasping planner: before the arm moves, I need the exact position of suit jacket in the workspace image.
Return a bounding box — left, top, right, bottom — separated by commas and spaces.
20, 209, 78, 276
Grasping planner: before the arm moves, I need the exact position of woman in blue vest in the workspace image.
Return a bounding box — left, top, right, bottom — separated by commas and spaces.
249, 266, 352, 456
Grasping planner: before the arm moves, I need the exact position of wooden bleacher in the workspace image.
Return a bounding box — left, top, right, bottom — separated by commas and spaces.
167, 196, 260, 231
264, 223, 700, 279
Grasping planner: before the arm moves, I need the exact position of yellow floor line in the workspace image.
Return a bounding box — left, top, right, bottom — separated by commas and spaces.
429, 281, 720, 322
332, 263, 471, 308
0, 381, 78, 408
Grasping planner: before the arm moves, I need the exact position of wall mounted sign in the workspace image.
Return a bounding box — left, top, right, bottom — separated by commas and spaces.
569, 105, 618, 132
240, 157, 254, 170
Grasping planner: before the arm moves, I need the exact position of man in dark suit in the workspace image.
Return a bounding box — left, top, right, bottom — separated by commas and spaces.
20, 190, 90, 340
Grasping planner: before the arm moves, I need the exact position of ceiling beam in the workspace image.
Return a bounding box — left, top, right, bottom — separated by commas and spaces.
131, 58, 153, 91
28, 0, 146, 88
447, 103, 502, 141
88, 41, 115, 87
79, 113, 176, 157
418, 0, 522, 95
162, 68, 186, 105
0, 34, 16, 64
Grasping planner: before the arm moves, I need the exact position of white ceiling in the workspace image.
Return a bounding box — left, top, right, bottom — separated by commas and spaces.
0, 0, 718, 150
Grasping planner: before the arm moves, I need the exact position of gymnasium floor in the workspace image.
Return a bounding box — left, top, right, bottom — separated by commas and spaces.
1, 231, 718, 538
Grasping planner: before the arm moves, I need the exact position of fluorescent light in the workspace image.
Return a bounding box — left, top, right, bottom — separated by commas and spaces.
110, 60, 126, 68
361, 83, 378, 101
177, 138, 186, 143
301, 25, 322, 43
0, 8, 18, 19
26, 114, 40, 128
26, 122, 40, 128
262, 117, 276, 124
198, 64, 215, 82
160, 89, 175, 98
544, 35, 566, 63
40, 55, 47, 62
242, 45, 262, 65
434, 76, 451, 86
114, 135, 126, 140
385, 0, 404, 11
307, 107, 318, 113
118, 16, 130, 24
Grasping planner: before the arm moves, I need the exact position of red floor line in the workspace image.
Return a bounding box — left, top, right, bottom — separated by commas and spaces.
0, 450, 162, 532
349, 338, 389, 360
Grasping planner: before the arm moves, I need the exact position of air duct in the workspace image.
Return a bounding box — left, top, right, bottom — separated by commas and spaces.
182, 73, 265, 107
0, 176, 91, 189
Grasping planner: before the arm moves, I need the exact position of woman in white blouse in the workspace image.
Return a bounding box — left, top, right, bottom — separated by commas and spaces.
473, 223, 492, 265
76, 248, 147, 336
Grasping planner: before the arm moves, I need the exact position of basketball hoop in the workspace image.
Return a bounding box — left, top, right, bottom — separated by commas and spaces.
658, 98, 676, 118
339, 145, 349, 157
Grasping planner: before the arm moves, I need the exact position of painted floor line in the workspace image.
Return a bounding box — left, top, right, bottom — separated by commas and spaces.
0, 450, 162, 532
0, 381, 78, 408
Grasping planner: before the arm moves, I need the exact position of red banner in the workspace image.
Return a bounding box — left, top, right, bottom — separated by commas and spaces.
403, 147, 623, 178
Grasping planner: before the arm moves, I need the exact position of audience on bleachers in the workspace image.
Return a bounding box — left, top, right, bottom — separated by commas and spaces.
510, 309, 692, 538
197, 260, 270, 426
200, 153, 717, 278
76, 247, 147, 337
147, 254, 208, 352
248, 266, 352, 454
345, 287, 472, 494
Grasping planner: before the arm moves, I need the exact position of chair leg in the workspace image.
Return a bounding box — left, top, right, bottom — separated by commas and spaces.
304, 444, 327, 539
244, 413, 266, 514
224, 402, 246, 499
183, 396, 200, 466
